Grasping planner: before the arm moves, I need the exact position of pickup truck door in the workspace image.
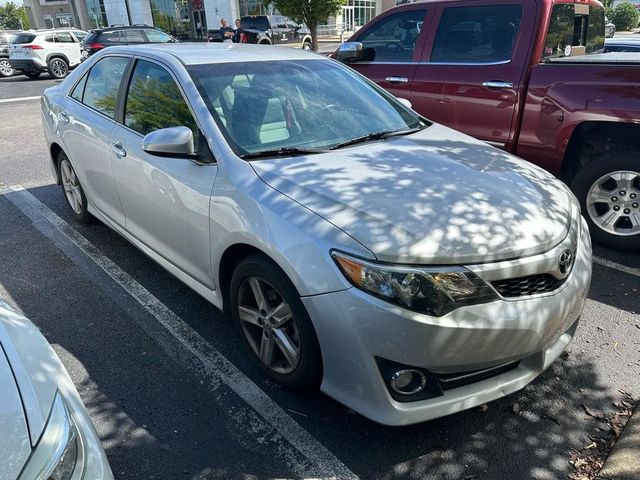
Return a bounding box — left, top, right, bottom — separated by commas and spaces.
346, 6, 430, 102
270, 16, 289, 45
411, 0, 535, 148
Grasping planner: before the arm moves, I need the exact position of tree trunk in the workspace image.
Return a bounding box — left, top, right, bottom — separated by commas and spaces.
309, 22, 318, 52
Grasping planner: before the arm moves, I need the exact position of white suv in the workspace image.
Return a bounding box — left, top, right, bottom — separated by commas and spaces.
9, 29, 87, 79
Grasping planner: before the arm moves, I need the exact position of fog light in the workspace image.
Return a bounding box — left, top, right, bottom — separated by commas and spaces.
390, 369, 427, 395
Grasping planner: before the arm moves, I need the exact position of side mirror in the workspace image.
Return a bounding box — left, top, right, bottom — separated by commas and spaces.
142, 126, 195, 157
336, 42, 364, 63
396, 97, 412, 109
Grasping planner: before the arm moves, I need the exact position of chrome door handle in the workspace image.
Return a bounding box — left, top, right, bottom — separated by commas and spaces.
111, 142, 127, 158
385, 76, 409, 83
59, 111, 70, 123
482, 81, 514, 89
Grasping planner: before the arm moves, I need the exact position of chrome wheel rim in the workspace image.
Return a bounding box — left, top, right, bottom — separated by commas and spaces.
60, 159, 83, 214
238, 276, 300, 374
51, 59, 67, 77
0, 59, 13, 76
587, 170, 640, 236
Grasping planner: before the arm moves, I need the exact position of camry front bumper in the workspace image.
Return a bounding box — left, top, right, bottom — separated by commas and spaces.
303, 218, 592, 426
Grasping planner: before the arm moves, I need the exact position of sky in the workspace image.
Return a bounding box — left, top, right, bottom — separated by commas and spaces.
0, 0, 24, 6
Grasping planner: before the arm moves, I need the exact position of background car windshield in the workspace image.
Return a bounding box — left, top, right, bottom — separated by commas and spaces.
188, 59, 422, 155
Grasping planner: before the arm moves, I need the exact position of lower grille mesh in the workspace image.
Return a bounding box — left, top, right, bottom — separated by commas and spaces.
492, 274, 565, 298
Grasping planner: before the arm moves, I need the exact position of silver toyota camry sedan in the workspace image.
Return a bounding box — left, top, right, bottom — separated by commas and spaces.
41, 44, 592, 426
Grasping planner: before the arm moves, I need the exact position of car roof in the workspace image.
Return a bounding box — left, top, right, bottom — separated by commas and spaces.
605, 38, 640, 45
105, 43, 329, 65
91, 25, 157, 33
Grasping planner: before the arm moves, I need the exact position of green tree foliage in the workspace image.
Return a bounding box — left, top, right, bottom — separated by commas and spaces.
263, 0, 345, 51
0, 2, 29, 29
611, 1, 640, 31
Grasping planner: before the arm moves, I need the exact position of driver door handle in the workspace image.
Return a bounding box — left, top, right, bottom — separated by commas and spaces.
482, 81, 514, 89
385, 76, 409, 83
111, 141, 127, 158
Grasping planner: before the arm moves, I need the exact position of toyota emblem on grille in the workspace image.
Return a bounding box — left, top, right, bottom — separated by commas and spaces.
558, 249, 574, 277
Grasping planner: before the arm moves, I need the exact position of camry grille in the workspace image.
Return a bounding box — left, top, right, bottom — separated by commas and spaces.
491, 274, 566, 298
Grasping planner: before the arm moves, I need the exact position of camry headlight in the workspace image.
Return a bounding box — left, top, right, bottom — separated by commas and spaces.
19, 392, 84, 480
332, 251, 499, 316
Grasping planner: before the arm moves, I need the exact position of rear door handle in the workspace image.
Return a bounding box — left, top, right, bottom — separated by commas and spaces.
59, 111, 70, 123
385, 76, 409, 83
482, 81, 514, 89
111, 141, 127, 158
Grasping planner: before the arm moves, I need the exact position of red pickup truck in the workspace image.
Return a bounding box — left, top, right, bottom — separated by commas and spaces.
336, 0, 640, 251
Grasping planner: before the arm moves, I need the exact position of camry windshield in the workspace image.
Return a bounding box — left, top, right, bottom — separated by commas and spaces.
188, 60, 427, 157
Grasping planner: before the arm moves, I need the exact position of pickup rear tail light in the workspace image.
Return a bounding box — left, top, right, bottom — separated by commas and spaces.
22, 45, 43, 50
89, 43, 104, 50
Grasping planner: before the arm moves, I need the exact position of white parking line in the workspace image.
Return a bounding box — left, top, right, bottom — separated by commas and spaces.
2, 185, 357, 480
593, 256, 640, 279
0, 96, 41, 104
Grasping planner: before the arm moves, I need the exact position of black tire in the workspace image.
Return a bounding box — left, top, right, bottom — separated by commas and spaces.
258, 40, 271, 45
0, 58, 14, 78
57, 151, 93, 224
570, 150, 640, 252
302, 40, 312, 51
24, 71, 41, 79
47, 57, 69, 79
230, 254, 322, 389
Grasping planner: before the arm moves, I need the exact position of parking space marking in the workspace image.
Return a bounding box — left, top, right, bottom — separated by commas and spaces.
593, 256, 640, 279
0, 96, 41, 104
2, 185, 357, 480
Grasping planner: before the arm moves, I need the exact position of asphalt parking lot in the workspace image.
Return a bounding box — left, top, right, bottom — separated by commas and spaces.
1, 76, 639, 480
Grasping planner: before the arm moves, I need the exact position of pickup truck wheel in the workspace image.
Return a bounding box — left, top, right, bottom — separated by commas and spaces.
230, 254, 322, 389
570, 152, 640, 252
0, 58, 14, 77
302, 40, 312, 51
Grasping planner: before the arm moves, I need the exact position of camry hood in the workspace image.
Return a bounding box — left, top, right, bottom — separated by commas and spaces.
0, 345, 31, 479
251, 124, 573, 264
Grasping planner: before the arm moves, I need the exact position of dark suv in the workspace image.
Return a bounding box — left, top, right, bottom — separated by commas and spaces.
0, 31, 20, 77
81, 25, 177, 59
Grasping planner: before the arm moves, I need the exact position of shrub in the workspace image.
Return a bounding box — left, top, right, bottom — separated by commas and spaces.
611, 2, 640, 31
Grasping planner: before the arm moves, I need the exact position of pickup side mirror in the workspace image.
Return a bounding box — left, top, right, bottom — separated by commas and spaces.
336, 42, 375, 63
142, 126, 195, 158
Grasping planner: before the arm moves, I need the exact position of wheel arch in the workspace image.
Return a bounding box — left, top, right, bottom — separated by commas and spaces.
45, 53, 70, 65
561, 121, 640, 183
50, 142, 65, 184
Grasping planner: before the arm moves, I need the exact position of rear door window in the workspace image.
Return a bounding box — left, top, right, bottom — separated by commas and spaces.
358, 9, 427, 62
82, 56, 129, 118
431, 5, 522, 63
45, 34, 59, 43
125, 29, 145, 42
103, 30, 124, 43
71, 73, 89, 101
57, 32, 75, 43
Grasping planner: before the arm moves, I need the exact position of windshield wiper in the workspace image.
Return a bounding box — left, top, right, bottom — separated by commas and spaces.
241, 147, 329, 159
328, 127, 423, 150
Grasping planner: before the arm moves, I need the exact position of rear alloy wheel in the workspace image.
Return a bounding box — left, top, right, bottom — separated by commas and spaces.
0, 58, 14, 77
58, 153, 92, 223
571, 152, 640, 252
230, 255, 322, 388
47, 57, 69, 79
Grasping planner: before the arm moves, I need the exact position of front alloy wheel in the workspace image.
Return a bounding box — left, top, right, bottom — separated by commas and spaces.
48, 58, 68, 79
230, 254, 322, 388
238, 277, 300, 374
0, 58, 14, 77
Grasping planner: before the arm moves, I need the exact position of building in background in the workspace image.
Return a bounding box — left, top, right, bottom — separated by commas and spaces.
22, 0, 397, 40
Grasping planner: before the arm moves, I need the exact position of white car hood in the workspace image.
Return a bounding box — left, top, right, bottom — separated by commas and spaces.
0, 345, 31, 480
0, 300, 57, 447
251, 124, 572, 264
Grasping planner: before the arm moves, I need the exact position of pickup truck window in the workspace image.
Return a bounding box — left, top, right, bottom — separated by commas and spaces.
543, 4, 605, 60
358, 9, 426, 62
431, 5, 522, 64
242, 16, 271, 31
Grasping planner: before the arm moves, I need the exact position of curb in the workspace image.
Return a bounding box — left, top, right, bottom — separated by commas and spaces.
600, 402, 640, 479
